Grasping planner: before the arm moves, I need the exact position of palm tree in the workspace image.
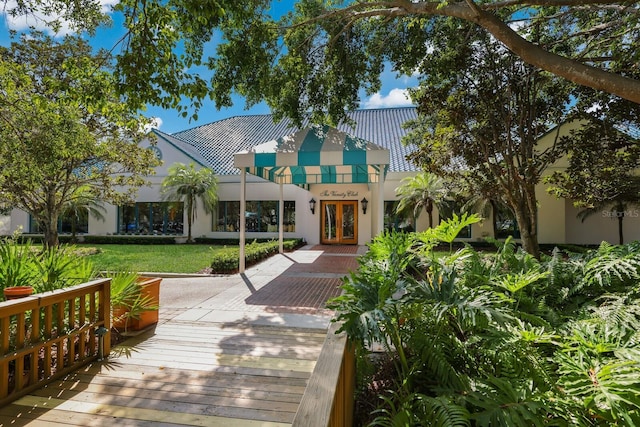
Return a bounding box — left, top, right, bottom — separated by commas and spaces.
578, 201, 639, 245
395, 171, 447, 229
574, 176, 640, 245
61, 185, 106, 243
161, 163, 218, 243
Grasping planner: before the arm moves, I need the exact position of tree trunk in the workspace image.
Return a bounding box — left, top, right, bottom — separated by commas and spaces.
186, 198, 193, 243
42, 218, 59, 249
508, 181, 541, 259
513, 207, 540, 259
490, 201, 499, 239
618, 215, 624, 245
71, 217, 77, 243
426, 200, 434, 229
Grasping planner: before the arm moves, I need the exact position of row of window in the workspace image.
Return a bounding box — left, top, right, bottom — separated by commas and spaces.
117, 201, 298, 235
214, 201, 296, 232
118, 203, 184, 235
29, 216, 89, 235
30, 199, 519, 239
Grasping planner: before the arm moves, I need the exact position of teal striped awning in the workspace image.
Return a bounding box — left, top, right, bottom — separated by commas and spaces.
234, 125, 390, 186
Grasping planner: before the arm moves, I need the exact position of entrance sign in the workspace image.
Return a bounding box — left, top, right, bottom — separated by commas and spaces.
319, 190, 359, 198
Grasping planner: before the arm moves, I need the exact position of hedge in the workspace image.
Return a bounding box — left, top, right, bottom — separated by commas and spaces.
195, 237, 295, 245
82, 235, 177, 245
210, 239, 304, 273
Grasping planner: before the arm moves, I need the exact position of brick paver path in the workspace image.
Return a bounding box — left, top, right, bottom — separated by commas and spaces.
241, 245, 361, 315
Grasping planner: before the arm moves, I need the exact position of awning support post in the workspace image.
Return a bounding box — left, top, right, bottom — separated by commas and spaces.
239, 169, 246, 273
376, 165, 385, 237
279, 181, 284, 254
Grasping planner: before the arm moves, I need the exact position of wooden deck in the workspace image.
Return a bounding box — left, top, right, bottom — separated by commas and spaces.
0, 319, 327, 426
0, 245, 363, 426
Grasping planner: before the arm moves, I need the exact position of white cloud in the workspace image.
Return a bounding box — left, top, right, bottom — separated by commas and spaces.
1, 0, 117, 37
144, 117, 163, 132
362, 88, 413, 109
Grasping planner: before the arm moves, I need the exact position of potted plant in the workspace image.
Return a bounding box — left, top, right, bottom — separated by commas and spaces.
110, 271, 161, 332
3, 285, 34, 300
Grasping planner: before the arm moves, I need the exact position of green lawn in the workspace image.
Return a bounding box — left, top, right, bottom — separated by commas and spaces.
81, 244, 224, 273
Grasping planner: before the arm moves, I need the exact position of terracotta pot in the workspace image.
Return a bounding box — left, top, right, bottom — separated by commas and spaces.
131, 277, 161, 330
4, 286, 34, 300
112, 277, 161, 332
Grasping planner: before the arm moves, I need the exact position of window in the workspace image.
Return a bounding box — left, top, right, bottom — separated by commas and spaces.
438, 201, 471, 238
29, 213, 89, 234
117, 202, 184, 235
215, 201, 240, 231
214, 201, 296, 232
384, 201, 415, 232
494, 208, 520, 239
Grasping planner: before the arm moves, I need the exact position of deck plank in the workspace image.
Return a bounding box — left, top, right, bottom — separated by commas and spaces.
0, 321, 326, 426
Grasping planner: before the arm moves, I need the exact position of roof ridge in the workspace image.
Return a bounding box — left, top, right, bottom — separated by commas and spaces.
171, 107, 417, 136
172, 113, 276, 136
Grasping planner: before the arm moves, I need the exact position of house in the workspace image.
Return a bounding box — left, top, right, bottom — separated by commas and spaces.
7, 108, 640, 246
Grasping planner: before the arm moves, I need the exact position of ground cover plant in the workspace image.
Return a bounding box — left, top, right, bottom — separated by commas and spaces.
329, 214, 640, 426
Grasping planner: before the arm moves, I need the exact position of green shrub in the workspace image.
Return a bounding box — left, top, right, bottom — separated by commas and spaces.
14, 234, 76, 244
83, 235, 177, 245
209, 239, 303, 273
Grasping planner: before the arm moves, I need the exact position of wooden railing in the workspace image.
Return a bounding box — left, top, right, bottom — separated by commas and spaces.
0, 279, 111, 407
292, 322, 356, 427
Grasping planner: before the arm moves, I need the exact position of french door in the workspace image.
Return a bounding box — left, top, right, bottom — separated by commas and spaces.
321, 200, 358, 245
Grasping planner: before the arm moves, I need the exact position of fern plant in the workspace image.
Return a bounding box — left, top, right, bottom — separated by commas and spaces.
581, 241, 640, 291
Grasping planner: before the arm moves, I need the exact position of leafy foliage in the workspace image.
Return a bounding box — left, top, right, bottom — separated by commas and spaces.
403, 20, 574, 259
0, 236, 40, 292
74, 0, 640, 119
0, 232, 97, 297
34, 245, 96, 293
332, 215, 640, 426
108, 271, 158, 332
0, 34, 158, 248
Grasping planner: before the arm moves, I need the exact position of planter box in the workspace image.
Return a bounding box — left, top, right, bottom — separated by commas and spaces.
113, 277, 161, 332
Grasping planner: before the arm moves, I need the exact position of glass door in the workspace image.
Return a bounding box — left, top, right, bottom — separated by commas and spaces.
321, 200, 358, 244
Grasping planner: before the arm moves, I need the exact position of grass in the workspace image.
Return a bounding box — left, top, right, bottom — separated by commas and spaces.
78, 243, 453, 274
80, 244, 225, 274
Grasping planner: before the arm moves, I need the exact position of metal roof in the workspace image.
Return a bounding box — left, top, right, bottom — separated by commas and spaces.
171, 107, 419, 175
152, 129, 211, 167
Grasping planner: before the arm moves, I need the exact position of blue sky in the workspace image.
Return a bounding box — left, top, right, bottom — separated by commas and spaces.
0, 0, 417, 134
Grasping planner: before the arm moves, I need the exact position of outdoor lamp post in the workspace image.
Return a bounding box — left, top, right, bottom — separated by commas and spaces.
309, 198, 316, 215
361, 197, 368, 214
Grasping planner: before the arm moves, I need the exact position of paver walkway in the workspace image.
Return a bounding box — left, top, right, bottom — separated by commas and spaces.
0, 245, 364, 426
